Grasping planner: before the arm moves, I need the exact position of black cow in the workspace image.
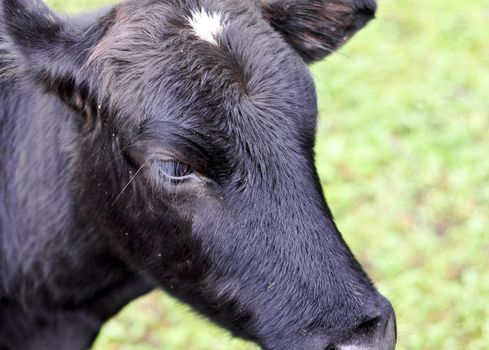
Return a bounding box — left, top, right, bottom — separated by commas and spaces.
0, 0, 396, 349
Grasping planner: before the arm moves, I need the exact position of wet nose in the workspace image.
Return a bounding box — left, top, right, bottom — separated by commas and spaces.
337, 303, 396, 350
299, 297, 396, 350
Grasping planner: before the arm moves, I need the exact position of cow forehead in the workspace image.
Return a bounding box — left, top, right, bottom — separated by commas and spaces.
90, 0, 317, 148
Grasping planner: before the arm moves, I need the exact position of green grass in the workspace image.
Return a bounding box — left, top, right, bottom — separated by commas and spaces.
46, 0, 489, 349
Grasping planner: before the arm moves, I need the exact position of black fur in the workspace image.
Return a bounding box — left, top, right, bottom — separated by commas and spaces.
0, 1, 395, 349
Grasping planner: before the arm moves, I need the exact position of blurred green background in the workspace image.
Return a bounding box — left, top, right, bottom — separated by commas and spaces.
46, 0, 489, 349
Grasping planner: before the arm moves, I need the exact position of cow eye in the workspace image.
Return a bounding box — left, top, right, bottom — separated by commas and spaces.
154, 160, 194, 180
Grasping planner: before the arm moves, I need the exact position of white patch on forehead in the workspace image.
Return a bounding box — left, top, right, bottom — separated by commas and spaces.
188, 9, 225, 46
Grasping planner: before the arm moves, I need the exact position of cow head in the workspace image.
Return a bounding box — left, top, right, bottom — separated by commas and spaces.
1, 0, 395, 348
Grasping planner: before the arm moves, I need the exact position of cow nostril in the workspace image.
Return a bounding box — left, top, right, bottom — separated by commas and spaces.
349, 303, 396, 350
324, 345, 338, 350
356, 315, 382, 337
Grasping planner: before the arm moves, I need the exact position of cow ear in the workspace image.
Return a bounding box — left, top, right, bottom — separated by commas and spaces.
260, 0, 377, 63
2, 0, 105, 127
2, 0, 81, 76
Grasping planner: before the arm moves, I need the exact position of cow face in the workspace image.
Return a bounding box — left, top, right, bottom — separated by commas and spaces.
1, 0, 395, 348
